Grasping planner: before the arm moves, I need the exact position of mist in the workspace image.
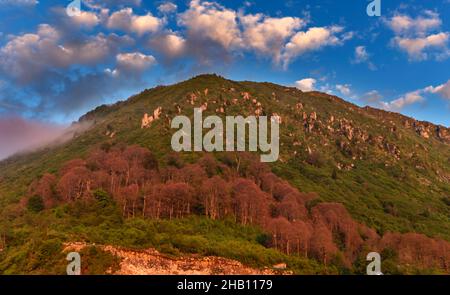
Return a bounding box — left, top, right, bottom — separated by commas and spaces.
0, 116, 91, 160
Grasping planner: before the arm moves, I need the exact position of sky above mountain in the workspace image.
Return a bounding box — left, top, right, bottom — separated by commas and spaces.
0, 0, 449, 159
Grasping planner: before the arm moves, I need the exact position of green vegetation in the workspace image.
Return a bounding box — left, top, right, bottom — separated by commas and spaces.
0, 195, 332, 274
0, 74, 449, 274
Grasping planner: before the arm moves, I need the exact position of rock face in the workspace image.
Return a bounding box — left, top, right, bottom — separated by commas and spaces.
141, 107, 162, 128
437, 126, 450, 143
63, 242, 289, 275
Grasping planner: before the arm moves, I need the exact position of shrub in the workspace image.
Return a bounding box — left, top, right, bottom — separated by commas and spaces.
27, 195, 44, 213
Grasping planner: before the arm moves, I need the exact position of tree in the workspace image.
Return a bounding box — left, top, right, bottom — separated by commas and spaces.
160, 183, 194, 219
311, 203, 363, 261
277, 192, 308, 222
57, 166, 92, 202
267, 217, 292, 253
232, 178, 270, 225
310, 222, 338, 265
291, 220, 313, 257
60, 159, 87, 176
260, 173, 279, 195
198, 154, 218, 177
116, 184, 139, 217
200, 176, 231, 219
175, 164, 207, 188
27, 195, 45, 213
28, 173, 57, 208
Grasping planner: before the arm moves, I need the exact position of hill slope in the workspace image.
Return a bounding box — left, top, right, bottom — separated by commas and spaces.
0, 74, 449, 274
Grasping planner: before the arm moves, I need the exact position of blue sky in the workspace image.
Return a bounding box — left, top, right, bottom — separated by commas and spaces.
0, 0, 449, 131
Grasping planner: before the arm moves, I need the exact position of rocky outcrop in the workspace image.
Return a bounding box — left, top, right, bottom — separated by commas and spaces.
63, 242, 289, 275
141, 107, 162, 128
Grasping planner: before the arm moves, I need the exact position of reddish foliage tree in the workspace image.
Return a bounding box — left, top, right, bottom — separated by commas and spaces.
380, 232, 450, 271
311, 203, 363, 261
23, 144, 450, 273
277, 192, 308, 222
57, 166, 92, 202
28, 173, 57, 208
198, 154, 219, 177
231, 178, 270, 226
160, 182, 194, 219
309, 222, 338, 265
59, 159, 87, 176
267, 216, 292, 253
200, 176, 231, 219
174, 164, 207, 188
290, 220, 313, 257
260, 173, 280, 195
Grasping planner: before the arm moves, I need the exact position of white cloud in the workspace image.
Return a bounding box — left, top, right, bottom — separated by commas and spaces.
393, 33, 449, 60
282, 26, 348, 67
386, 12, 449, 61
115, 52, 156, 73
295, 78, 316, 92
178, 0, 242, 50
0, 25, 131, 83
240, 13, 304, 63
84, 0, 141, 9
150, 33, 186, 58
425, 79, 450, 99
173, 0, 350, 67
70, 10, 100, 28
353, 45, 376, 70
354, 46, 368, 63
387, 11, 442, 36
382, 90, 424, 110
158, 2, 177, 14
107, 8, 164, 35
336, 84, 351, 96
366, 80, 450, 112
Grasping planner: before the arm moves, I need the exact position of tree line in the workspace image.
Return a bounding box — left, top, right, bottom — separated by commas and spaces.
25, 144, 450, 271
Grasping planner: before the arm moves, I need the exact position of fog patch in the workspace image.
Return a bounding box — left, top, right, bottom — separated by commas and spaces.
0, 116, 93, 160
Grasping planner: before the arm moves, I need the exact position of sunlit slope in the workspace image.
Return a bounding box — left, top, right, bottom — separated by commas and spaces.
1, 74, 449, 240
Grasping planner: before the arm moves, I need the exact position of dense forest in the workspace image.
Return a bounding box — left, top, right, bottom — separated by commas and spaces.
24, 143, 450, 272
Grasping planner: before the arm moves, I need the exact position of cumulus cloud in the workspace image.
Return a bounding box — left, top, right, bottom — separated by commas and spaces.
84, 0, 141, 9
282, 26, 348, 68
107, 8, 164, 35
0, 0, 355, 127
170, 0, 350, 66
240, 13, 304, 63
387, 11, 442, 36
393, 33, 449, 60
69, 10, 101, 28
158, 2, 177, 14
386, 11, 449, 61
178, 0, 242, 50
0, 24, 132, 84
0, 24, 140, 119
295, 78, 316, 92
115, 52, 156, 73
149, 33, 186, 58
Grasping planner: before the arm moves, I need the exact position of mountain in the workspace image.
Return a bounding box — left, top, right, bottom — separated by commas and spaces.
0, 74, 449, 274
